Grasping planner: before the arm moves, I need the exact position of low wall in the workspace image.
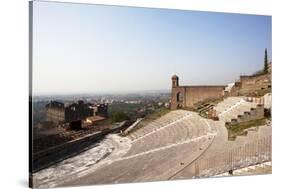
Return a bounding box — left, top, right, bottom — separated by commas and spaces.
123, 118, 143, 135
32, 131, 104, 172
32, 125, 128, 173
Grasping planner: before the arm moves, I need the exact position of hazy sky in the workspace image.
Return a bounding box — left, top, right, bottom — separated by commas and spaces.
32, 1, 272, 95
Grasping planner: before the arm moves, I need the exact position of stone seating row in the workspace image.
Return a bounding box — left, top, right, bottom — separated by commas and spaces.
219, 102, 254, 122
128, 110, 190, 141
214, 96, 260, 125
125, 112, 212, 156
78, 136, 212, 185
215, 99, 245, 113
224, 104, 263, 126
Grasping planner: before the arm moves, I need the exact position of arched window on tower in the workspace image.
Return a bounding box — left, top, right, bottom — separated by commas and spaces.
177, 92, 183, 102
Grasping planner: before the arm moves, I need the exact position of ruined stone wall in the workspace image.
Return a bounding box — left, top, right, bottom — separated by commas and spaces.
240, 74, 271, 91
184, 86, 225, 107
229, 73, 271, 96
171, 86, 225, 109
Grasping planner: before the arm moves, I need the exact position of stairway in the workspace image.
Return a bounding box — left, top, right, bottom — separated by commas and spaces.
214, 97, 264, 126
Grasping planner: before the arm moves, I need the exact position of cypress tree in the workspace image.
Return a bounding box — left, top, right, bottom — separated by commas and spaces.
264, 48, 268, 74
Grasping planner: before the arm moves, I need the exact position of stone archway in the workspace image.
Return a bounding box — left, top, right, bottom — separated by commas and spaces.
177, 92, 183, 102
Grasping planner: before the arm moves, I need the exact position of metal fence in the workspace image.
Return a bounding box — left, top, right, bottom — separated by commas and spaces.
194, 136, 272, 177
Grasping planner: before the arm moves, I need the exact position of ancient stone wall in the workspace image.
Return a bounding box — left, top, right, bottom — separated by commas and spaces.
171, 85, 225, 109
170, 71, 271, 110
240, 74, 271, 91
184, 86, 225, 107
229, 73, 271, 96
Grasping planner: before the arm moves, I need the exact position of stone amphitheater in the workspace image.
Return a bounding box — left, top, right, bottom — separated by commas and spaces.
33, 96, 272, 188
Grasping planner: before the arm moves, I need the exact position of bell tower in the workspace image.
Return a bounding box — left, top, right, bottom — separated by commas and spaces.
171, 74, 181, 110
171, 74, 179, 88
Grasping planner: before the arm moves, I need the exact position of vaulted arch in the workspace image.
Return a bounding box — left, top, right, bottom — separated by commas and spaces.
177, 92, 183, 102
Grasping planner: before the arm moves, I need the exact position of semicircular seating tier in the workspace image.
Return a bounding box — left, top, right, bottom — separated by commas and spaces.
125, 110, 216, 156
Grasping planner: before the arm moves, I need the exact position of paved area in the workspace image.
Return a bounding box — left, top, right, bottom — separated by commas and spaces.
61, 135, 214, 187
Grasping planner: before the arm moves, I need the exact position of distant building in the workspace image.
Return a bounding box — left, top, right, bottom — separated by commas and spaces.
64, 100, 94, 123
46, 100, 108, 129
171, 50, 272, 109
45, 101, 65, 124
92, 103, 108, 118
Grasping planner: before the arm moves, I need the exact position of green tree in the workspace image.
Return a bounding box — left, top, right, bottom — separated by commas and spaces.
264, 48, 268, 74
111, 111, 129, 123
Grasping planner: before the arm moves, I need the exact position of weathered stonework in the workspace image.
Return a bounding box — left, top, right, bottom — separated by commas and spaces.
229, 72, 271, 96
171, 75, 226, 109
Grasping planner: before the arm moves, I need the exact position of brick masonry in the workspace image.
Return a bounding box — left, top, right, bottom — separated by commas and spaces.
229, 73, 271, 96
171, 75, 226, 109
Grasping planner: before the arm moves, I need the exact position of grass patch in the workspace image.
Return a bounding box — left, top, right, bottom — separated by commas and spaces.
108, 103, 143, 116
194, 97, 224, 109
226, 118, 267, 140
144, 108, 171, 120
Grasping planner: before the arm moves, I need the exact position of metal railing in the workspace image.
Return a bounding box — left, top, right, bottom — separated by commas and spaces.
194, 136, 272, 177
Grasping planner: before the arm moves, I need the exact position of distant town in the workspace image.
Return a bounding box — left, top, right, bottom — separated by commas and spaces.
32, 92, 171, 157
33, 92, 171, 126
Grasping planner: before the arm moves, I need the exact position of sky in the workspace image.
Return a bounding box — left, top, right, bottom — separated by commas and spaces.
32, 1, 272, 95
